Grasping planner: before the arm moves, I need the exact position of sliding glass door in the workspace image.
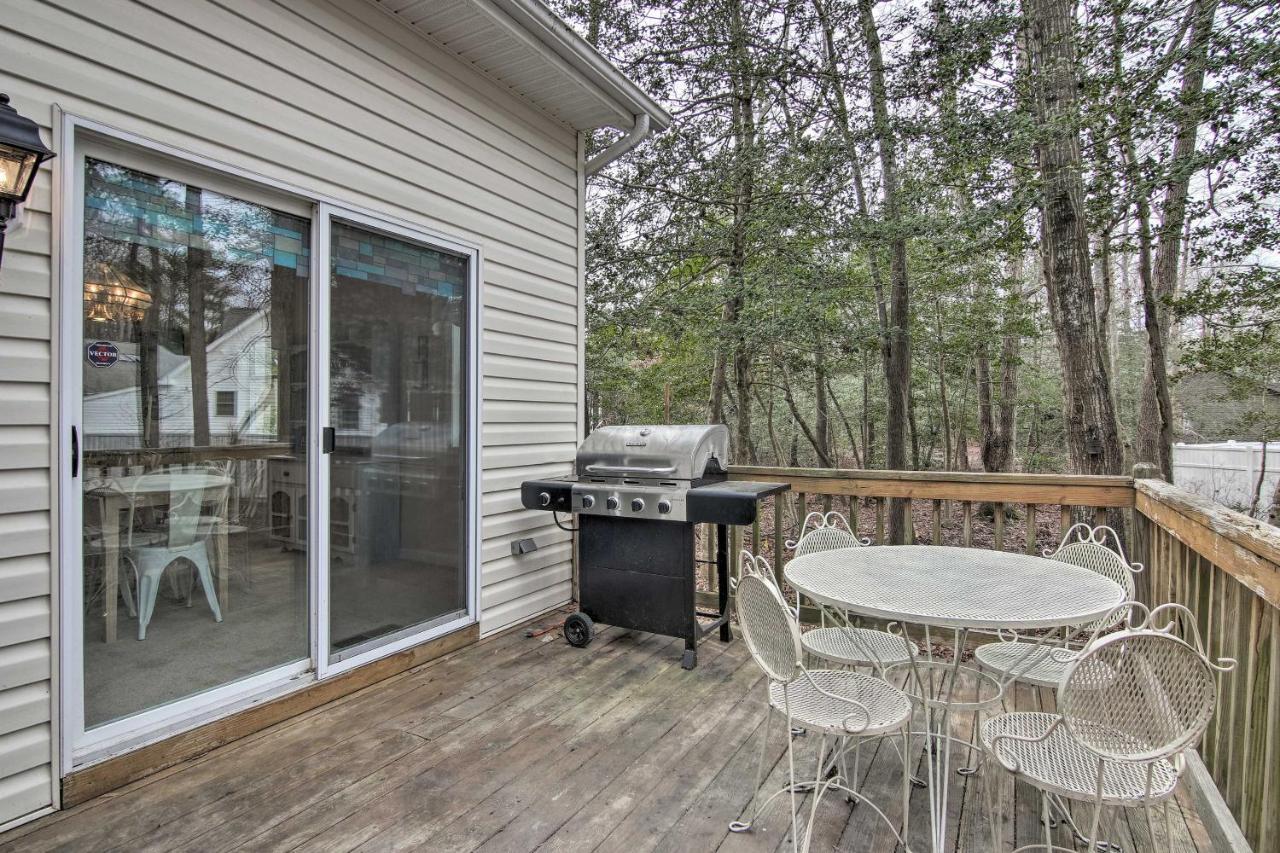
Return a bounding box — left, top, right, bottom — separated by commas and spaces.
64, 126, 477, 761
76, 151, 310, 731
323, 217, 471, 665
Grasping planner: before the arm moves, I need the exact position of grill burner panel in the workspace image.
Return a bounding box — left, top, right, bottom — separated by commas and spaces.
520, 424, 789, 668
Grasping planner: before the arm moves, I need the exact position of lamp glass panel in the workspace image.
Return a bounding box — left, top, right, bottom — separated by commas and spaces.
0, 144, 37, 201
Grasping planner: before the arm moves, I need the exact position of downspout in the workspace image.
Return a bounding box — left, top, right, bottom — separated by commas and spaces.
584, 114, 650, 175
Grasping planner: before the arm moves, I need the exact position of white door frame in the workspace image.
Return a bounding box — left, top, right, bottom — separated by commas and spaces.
55, 113, 482, 771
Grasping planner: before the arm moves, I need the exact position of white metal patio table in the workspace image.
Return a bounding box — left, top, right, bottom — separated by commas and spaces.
784, 544, 1127, 853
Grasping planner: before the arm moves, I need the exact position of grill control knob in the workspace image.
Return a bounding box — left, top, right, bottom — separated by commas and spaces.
657, 499, 672, 514
538, 491, 552, 507
606, 496, 620, 510
580, 494, 595, 509
631, 498, 645, 512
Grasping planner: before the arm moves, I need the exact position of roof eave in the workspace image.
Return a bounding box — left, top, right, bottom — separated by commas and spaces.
489, 0, 673, 132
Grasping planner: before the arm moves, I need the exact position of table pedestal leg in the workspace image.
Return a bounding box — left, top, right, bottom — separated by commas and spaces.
903, 625, 972, 853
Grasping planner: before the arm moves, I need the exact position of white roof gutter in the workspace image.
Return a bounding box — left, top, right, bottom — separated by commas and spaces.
585, 113, 651, 176
492, 0, 673, 133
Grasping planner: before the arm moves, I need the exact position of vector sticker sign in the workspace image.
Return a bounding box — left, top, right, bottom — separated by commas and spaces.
86, 341, 119, 368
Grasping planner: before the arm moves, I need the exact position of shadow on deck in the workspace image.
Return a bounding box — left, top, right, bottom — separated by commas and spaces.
0, 613, 1214, 852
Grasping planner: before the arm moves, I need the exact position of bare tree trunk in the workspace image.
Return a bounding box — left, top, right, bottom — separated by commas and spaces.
936, 331, 953, 470
862, 349, 875, 467
815, 339, 830, 464
1096, 230, 1115, 372
727, 0, 755, 465
186, 189, 211, 447
779, 358, 834, 467
857, 0, 912, 541
1136, 0, 1217, 476
133, 244, 161, 449
709, 309, 730, 425
1025, 0, 1125, 482
1251, 439, 1268, 519
754, 383, 786, 467
828, 377, 863, 467
1269, 472, 1280, 528
976, 314, 1020, 473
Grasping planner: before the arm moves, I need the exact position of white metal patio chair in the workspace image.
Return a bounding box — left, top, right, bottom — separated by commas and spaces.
974, 523, 1144, 689
124, 472, 227, 640
728, 550, 914, 853
981, 602, 1234, 853
790, 512, 918, 675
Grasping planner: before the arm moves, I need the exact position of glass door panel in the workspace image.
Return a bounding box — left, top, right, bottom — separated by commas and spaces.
326, 219, 469, 661
79, 156, 310, 729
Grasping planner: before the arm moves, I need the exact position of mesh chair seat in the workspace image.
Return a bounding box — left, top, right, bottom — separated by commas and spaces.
981, 712, 1179, 806
802, 626, 917, 669
974, 640, 1077, 688
769, 669, 912, 737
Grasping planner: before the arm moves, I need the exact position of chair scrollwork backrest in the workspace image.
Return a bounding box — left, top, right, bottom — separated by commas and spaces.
733, 551, 803, 684
1048, 523, 1144, 630
1058, 602, 1234, 765
787, 511, 867, 557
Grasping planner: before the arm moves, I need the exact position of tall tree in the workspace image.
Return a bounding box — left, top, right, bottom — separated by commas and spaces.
1134, 0, 1218, 478
856, 0, 914, 540
1024, 0, 1125, 478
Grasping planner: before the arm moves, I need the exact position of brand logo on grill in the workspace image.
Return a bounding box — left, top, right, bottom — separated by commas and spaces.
625, 427, 652, 447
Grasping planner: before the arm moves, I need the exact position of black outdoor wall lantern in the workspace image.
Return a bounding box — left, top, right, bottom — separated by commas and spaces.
0, 93, 56, 268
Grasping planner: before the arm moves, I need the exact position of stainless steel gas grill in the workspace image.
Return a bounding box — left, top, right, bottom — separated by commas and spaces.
520, 425, 789, 669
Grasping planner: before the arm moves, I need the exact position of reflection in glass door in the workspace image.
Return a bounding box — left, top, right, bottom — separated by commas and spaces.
326, 218, 469, 662
78, 155, 310, 729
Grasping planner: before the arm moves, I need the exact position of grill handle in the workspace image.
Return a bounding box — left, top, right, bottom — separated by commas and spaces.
582, 463, 677, 477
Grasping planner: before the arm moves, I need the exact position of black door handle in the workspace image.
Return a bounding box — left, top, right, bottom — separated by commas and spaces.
322, 427, 335, 454
71, 425, 79, 478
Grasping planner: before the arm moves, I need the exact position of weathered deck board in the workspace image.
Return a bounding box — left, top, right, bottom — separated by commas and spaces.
0, 613, 1210, 852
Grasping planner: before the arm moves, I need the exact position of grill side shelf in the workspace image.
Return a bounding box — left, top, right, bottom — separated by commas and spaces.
685, 480, 790, 525
520, 478, 574, 513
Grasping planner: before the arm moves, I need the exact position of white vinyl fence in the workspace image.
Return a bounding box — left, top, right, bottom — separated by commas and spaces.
1172, 441, 1280, 520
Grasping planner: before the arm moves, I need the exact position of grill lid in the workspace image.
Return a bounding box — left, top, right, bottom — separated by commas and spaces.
576, 424, 729, 481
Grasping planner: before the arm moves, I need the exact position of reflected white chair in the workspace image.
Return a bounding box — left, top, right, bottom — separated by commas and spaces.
791, 512, 918, 675
729, 551, 913, 853
975, 524, 1143, 690
982, 602, 1233, 852
124, 472, 226, 640
196, 460, 252, 591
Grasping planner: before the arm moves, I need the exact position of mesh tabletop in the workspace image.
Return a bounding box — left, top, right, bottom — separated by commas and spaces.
784, 545, 1127, 630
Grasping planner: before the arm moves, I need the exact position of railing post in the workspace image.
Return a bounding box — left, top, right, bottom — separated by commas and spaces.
773, 495, 784, 570
1132, 463, 1160, 602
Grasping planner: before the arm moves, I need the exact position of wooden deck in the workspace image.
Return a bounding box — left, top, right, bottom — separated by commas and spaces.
1, 613, 1214, 852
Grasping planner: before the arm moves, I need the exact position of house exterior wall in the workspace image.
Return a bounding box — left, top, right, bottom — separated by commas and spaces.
0, 0, 580, 826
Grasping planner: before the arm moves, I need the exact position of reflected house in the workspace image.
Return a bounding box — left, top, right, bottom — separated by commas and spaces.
83, 308, 277, 450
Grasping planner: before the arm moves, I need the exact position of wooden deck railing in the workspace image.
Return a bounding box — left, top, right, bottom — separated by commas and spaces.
1132, 476, 1280, 851
681, 465, 1278, 849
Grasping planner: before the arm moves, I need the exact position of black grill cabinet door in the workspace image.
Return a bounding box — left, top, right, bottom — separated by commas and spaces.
577, 516, 696, 642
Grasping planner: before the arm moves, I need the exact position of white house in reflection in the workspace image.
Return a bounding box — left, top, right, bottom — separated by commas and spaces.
82, 308, 276, 450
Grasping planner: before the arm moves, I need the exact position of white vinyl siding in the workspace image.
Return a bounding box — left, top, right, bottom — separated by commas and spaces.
0, 0, 582, 825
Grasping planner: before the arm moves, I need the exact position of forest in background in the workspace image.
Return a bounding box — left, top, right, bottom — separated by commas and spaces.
550, 0, 1279, 524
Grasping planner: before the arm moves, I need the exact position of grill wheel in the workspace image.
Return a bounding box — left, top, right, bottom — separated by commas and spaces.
564, 612, 594, 647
